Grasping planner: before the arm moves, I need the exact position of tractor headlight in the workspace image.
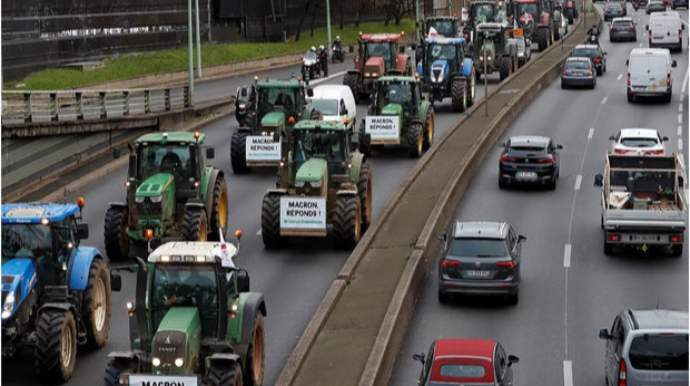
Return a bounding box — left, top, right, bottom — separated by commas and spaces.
135, 195, 145, 203
239, 104, 246, 109
149, 194, 163, 203
174, 358, 184, 368
310, 181, 322, 188
295, 181, 305, 188
2, 291, 15, 320
152, 357, 161, 367
365, 72, 371, 77
488, 56, 492, 61
518, 52, 524, 57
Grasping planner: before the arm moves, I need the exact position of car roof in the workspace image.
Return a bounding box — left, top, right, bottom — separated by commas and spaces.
650, 11, 681, 17
311, 85, 351, 99
434, 338, 496, 359
612, 17, 633, 22
566, 57, 591, 62
628, 309, 689, 330
453, 221, 508, 239
2, 203, 80, 224
605, 2, 622, 7
509, 135, 550, 147
630, 47, 670, 56
619, 128, 660, 138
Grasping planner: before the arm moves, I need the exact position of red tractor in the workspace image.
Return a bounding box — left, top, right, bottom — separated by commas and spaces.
512, 0, 555, 51
343, 33, 413, 102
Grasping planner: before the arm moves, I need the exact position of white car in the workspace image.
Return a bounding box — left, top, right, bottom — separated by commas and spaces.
609, 128, 669, 155
626, 48, 677, 103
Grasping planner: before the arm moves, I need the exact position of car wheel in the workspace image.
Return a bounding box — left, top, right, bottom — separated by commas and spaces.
499, 176, 508, 189
597, 68, 603, 76
604, 242, 614, 255
507, 291, 519, 305
549, 177, 557, 190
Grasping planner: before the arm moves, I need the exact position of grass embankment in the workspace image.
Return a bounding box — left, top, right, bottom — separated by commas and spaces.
6, 19, 415, 90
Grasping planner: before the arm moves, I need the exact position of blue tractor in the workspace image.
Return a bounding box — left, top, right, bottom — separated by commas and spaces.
417, 37, 477, 112
2, 201, 112, 383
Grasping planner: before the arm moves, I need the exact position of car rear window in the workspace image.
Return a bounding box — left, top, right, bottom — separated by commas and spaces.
566, 61, 590, 70
439, 364, 486, 377
510, 145, 546, 152
613, 20, 633, 28
450, 239, 508, 258
606, 3, 622, 9
620, 137, 659, 147
573, 48, 598, 57
628, 333, 689, 371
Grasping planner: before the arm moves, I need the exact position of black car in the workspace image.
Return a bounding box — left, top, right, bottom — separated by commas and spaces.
604, 3, 625, 20
437, 221, 525, 305
235, 84, 255, 127
571, 44, 607, 75
498, 135, 563, 189
610, 17, 637, 41
646, 1, 667, 13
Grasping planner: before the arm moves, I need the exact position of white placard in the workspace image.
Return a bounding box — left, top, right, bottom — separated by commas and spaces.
280, 197, 327, 230
246, 136, 281, 162
365, 116, 400, 142
128, 374, 198, 386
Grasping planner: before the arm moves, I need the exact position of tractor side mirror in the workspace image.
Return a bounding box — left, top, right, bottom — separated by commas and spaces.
113, 148, 121, 159
672, 60, 677, 68
411, 44, 417, 50
508, 355, 520, 367
236, 269, 250, 293
76, 223, 89, 240
412, 353, 426, 364
206, 147, 215, 159
307, 88, 314, 97
594, 173, 604, 187
599, 328, 612, 339
111, 273, 122, 292
645, 24, 649, 30
128, 153, 137, 180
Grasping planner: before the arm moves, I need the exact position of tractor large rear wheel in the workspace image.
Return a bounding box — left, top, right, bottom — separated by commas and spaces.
36, 310, 77, 383
333, 195, 362, 249
536, 28, 549, 52
423, 109, 435, 151
499, 57, 511, 81
208, 361, 243, 386
261, 194, 286, 248
183, 207, 208, 241
83, 258, 111, 350
104, 359, 137, 386
343, 73, 359, 104
451, 79, 467, 112
566, 8, 574, 24
358, 121, 372, 156
357, 163, 373, 232
244, 314, 266, 386
104, 205, 130, 262
406, 122, 424, 158
209, 175, 229, 241
231, 132, 251, 174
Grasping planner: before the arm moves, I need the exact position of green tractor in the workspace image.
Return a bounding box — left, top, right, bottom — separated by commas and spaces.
261, 120, 372, 250
463, 0, 500, 43
231, 76, 318, 174
473, 23, 519, 81
104, 132, 228, 261
104, 239, 266, 386
358, 75, 435, 158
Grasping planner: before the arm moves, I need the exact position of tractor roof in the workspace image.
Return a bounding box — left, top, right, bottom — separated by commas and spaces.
476, 22, 506, 30
424, 36, 466, 45
426, 16, 458, 20
2, 203, 80, 224
148, 241, 238, 264
470, 0, 499, 4
293, 120, 348, 131
378, 75, 420, 84
257, 78, 303, 88
359, 33, 403, 42
135, 132, 205, 144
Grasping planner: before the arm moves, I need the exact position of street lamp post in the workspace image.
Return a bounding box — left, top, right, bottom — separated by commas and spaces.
415, 0, 420, 42
483, 32, 488, 117
187, 0, 194, 106
326, 0, 332, 59
195, 0, 202, 78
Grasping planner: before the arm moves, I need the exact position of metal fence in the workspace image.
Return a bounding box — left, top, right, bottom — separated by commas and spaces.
2, 86, 191, 124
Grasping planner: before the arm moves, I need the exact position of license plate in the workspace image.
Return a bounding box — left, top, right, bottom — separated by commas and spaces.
631, 234, 659, 242
516, 171, 537, 178
653, 36, 663, 40
573, 72, 583, 76
465, 270, 491, 278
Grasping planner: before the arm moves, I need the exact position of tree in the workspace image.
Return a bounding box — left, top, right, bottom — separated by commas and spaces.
295, 0, 315, 42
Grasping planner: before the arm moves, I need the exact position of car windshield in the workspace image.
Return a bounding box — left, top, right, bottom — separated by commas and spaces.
439, 364, 487, 377
629, 333, 689, 371
428, 44, 457, 62
258, 86, 299, 116
620, 137, 659, 147
310, 99, 339, 115
294, 130, 345, 163
138, 144, 197, 181
572, 48, 598, 58
449, 238, 508, 257
566, 60, 591, 69
428, 20, 456, 36
2, 224, 53, 262
151, 264, 218, 309
382, 82, 414, 105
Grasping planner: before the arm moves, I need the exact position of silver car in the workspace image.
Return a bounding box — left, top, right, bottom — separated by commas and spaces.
508, 36, 532, 67
561, 57, 597, 89
599, 309, 688, 386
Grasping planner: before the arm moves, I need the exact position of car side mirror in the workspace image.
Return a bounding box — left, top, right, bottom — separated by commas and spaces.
683, 24, 686, 30
626, 59, 629, 65
645, 24, 649, 30
76, 223, 89, 240
599, 328, 612, 339
206, 147, 215, 159
608, 135, 616, 141
499, 142, 506, 147
307, 88, 314, 97
113, 148, 121, 159
508, 355, 520, 367
603, 51, 608, 56
518, 235, 527, 242
594, 173, 604, 187
437, 232, 447, 241
412, 353, 426, 364
111, 273, 122, 292
672, 60, 677, 68
557, 144, 563, 149
662, 136, 669, 141
236, 269, 250, 293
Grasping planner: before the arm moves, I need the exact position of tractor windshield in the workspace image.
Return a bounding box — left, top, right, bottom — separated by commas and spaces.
2, 224, 52, 262
365, 42, 393, 67
381, 82, 414, 105
517, 3, 539, 21
138, 144, 198, 184
472, 4, 496, 22
294, 130, 346, 164
477, 29, 503, 46
427, 20, 456, 37
257, 87, 300, 118
427, 44, 458, 64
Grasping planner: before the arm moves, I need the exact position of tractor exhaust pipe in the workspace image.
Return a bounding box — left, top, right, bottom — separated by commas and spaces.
134, 256, 149, 346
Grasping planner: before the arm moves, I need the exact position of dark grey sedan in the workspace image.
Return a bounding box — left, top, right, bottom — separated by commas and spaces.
646, 1, 667, 13
561, 57, 597, 88
604, 3, 625, 20
437, 221, 525, 305
610, 17, 637, 41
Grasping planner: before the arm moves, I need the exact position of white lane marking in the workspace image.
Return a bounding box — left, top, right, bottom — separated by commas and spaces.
679, 138, 684, 151
601, 96, 608, 105
679, 114, 683, 124
679, 125, 684, 137
682, 65, 690, 94
256, 229, 262, 236
617, 73, 623, 81
564, 244, 572, 268
310, 70, 347, 85
588, 127, 595, 139
564, 360, 574, 386
574, 175, 582, 191
680, 154, 686, 170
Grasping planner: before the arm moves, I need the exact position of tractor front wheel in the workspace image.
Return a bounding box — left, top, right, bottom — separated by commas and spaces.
261, 194, 287, 249
209, 175, 229, 241
231, 131, 251, 174
499, 57, 511, 81
423, 109, 435, 151
407, 123, 424, 158
333, 195, 362, 249
83, 258, 111, 349
358, 121, 372, 156
244, 314, 266, 386
183, 207, 208, 241
536, 28, 549, 52
104, 359, 137, 386
36, 310, 77, 383
104, 205, 130, 262
343, 73, 359, 104
208, 361, 243, 386
357, 163, 373, 232
451, 79, 467, 113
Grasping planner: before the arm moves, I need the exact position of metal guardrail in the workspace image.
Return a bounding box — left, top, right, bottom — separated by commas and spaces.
2, 85, 191, 124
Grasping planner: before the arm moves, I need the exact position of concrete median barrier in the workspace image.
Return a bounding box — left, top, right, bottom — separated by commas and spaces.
276, 12, 601, 386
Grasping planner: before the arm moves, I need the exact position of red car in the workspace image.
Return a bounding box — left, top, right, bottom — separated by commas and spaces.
413, 338, 520, 385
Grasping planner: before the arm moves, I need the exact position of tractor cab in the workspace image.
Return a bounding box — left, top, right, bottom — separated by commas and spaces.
358, 33, 402, 74
422, 37, 467, 83
373, 76, 423, 125
424, 16, 460, 37
292, 120, 353, 179
255, 77, 308, 130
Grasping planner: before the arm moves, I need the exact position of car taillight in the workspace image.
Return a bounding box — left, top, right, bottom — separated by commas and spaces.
614, 148, 633, 154
538, 155, 555, 163
680, 29, 683, 36
496, 261, 515, 269
501, 155, 517, 162
646, 149, 665, 155
594, 57, 602, 63
667, 73, 671, 86
607, 234, 621, 242
629, 25, 635, 30
611, 26, 618, 30
627, 72, 631, 85
618, 359, 627, 386
563, 66, 567, 75
670, 235, 683, 242
442, 259, 460, 268
590, 67, 594, 76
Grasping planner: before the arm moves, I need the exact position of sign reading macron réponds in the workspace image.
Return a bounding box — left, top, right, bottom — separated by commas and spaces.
246, 136, 281, 162
365, 116, 400, 143
128, 375, 198, 386
280, 197, 327, 230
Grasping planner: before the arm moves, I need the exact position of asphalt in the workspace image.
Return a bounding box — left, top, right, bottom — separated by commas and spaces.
1, 44, 522, 384
389, 5, 689, 386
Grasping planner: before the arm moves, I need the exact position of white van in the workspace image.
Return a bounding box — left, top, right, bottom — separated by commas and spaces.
647, 12, 685, 52
626, 48, 677, 103
308, 85, 357, 131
